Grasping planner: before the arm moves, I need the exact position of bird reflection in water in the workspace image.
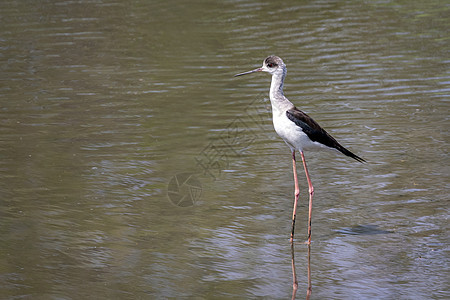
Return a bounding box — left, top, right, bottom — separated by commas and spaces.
290, 243, 312, 300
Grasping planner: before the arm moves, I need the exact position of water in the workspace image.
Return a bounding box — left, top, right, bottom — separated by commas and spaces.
0, 0, 448, 299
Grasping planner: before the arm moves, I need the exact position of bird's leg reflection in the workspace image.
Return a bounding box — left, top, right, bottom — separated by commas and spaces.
290, 243, 312, 300
306, 243, 312, 300
291, 242, 298, 300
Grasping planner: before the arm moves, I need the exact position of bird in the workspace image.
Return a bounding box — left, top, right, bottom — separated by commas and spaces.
234, 55, 365, 244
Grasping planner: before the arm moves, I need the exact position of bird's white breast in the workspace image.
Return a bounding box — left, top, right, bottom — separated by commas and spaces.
271, 107, 328, 152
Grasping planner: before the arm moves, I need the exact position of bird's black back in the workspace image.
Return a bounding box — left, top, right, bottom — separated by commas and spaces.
286, 107, 365, 163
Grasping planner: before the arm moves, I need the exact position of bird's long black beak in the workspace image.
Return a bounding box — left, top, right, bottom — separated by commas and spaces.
234, 68, 263, 77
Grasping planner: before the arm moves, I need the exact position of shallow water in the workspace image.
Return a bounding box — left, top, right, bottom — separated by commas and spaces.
0, 0, 448, 299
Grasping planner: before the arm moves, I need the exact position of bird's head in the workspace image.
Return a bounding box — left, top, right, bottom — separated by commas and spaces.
234, 55, 286, 77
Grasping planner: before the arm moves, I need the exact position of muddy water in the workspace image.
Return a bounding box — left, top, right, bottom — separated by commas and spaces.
0, 1, 448, 299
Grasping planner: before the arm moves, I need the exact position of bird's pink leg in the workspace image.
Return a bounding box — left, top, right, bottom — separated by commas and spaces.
300, 151, 314, 244
290, 151, 300, 243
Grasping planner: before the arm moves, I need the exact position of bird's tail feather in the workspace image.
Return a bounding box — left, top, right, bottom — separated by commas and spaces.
339, 146, 366, 163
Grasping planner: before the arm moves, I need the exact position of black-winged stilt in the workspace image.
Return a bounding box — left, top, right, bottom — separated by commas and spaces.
235, 55, 365, 244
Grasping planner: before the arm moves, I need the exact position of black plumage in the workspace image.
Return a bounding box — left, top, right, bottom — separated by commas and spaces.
286, 107, 365, 163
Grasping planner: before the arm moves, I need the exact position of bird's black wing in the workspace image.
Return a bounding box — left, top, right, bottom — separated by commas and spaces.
286, 107, 365, 162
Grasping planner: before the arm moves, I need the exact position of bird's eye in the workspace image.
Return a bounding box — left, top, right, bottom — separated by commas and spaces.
267, 63, 274, 68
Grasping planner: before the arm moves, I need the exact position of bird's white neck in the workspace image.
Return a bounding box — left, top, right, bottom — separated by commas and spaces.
269, 68, 293, 112
269, 70, 285, 99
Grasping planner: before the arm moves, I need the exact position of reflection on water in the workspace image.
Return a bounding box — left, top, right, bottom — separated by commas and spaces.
335, 225, 394, 235
290, 243, 312, 300
0, 0, 448, 299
